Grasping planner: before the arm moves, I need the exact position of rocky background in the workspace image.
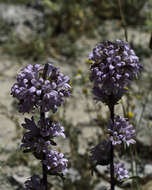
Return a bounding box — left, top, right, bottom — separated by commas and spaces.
0, 0, 152, 190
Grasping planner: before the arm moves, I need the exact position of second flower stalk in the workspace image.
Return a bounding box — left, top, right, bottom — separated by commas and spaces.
89, 40, 141, 190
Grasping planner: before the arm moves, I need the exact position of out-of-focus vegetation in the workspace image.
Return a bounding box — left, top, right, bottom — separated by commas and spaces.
0, 0, 151, 61
0, 0, 35, 4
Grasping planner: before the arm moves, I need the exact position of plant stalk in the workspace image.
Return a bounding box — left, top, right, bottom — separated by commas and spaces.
118, 0, 128, 42
40, 63, 49, 190
109, 104, 115, 190
40, 110, 48, 190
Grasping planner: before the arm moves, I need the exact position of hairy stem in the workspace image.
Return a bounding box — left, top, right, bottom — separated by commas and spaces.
40, 63, 49, 190
109, 104, 115, 190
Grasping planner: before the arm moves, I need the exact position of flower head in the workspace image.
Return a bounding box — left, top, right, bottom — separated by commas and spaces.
11, 63, 71, 113
21, 117, 65, 154
89, 40, 142, 104
25, 175, 45, 190
108, 115, 136, 146
39, 118, 65, 138
43, 150, 68, 175
114, 163, 129, 180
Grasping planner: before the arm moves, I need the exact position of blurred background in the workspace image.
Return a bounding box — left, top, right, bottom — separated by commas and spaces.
0, 0, 152, 189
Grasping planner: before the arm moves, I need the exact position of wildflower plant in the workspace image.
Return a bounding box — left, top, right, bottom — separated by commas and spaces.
11, 63, 71, 190
88, 40, 142, 190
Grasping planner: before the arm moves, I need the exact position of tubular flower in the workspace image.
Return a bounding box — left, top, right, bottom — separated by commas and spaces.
39, 118, 65, 138
43, 150, 68, 175
89, 40, 142, 104
108, 115, 136, 146
11, 64, 71, 113
114, 163, 129, 180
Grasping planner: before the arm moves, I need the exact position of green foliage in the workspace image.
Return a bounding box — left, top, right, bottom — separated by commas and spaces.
133, 44, 151, 59
0, 18, 12, 36
0, 0, 149, 60
84, 0, 147, 25
0, 0, 35, 4
144, 0, 152, 31
2, 35, 46, 60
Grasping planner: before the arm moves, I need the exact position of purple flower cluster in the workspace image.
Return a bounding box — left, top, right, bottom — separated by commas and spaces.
21, 117, 65, 154
11, 63, 70, 190
89, 40, 142, 104
108, 115, 136, 146
43, 150, 68, 174
90, 140, 111, 166
114, 163, 129, 180
88, 40, 141, 188
25, 175, 45, 190
11, 64, 71, 113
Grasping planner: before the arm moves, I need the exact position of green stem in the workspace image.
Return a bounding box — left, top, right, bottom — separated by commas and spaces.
118, 0, 128, 42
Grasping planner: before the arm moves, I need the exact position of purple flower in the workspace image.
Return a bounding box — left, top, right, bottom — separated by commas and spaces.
21, 117, 65, 154
11, 64, 71, 113
43, 150, 68, 175
90, 140, 111, 166
25, 175, 45, 190
39, 118, 65, 138
114, 163, 129, 180
89, 40, 142, 104
40, 64, 71, 112
11, 64, 42, 113
108, 115, 136, 146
